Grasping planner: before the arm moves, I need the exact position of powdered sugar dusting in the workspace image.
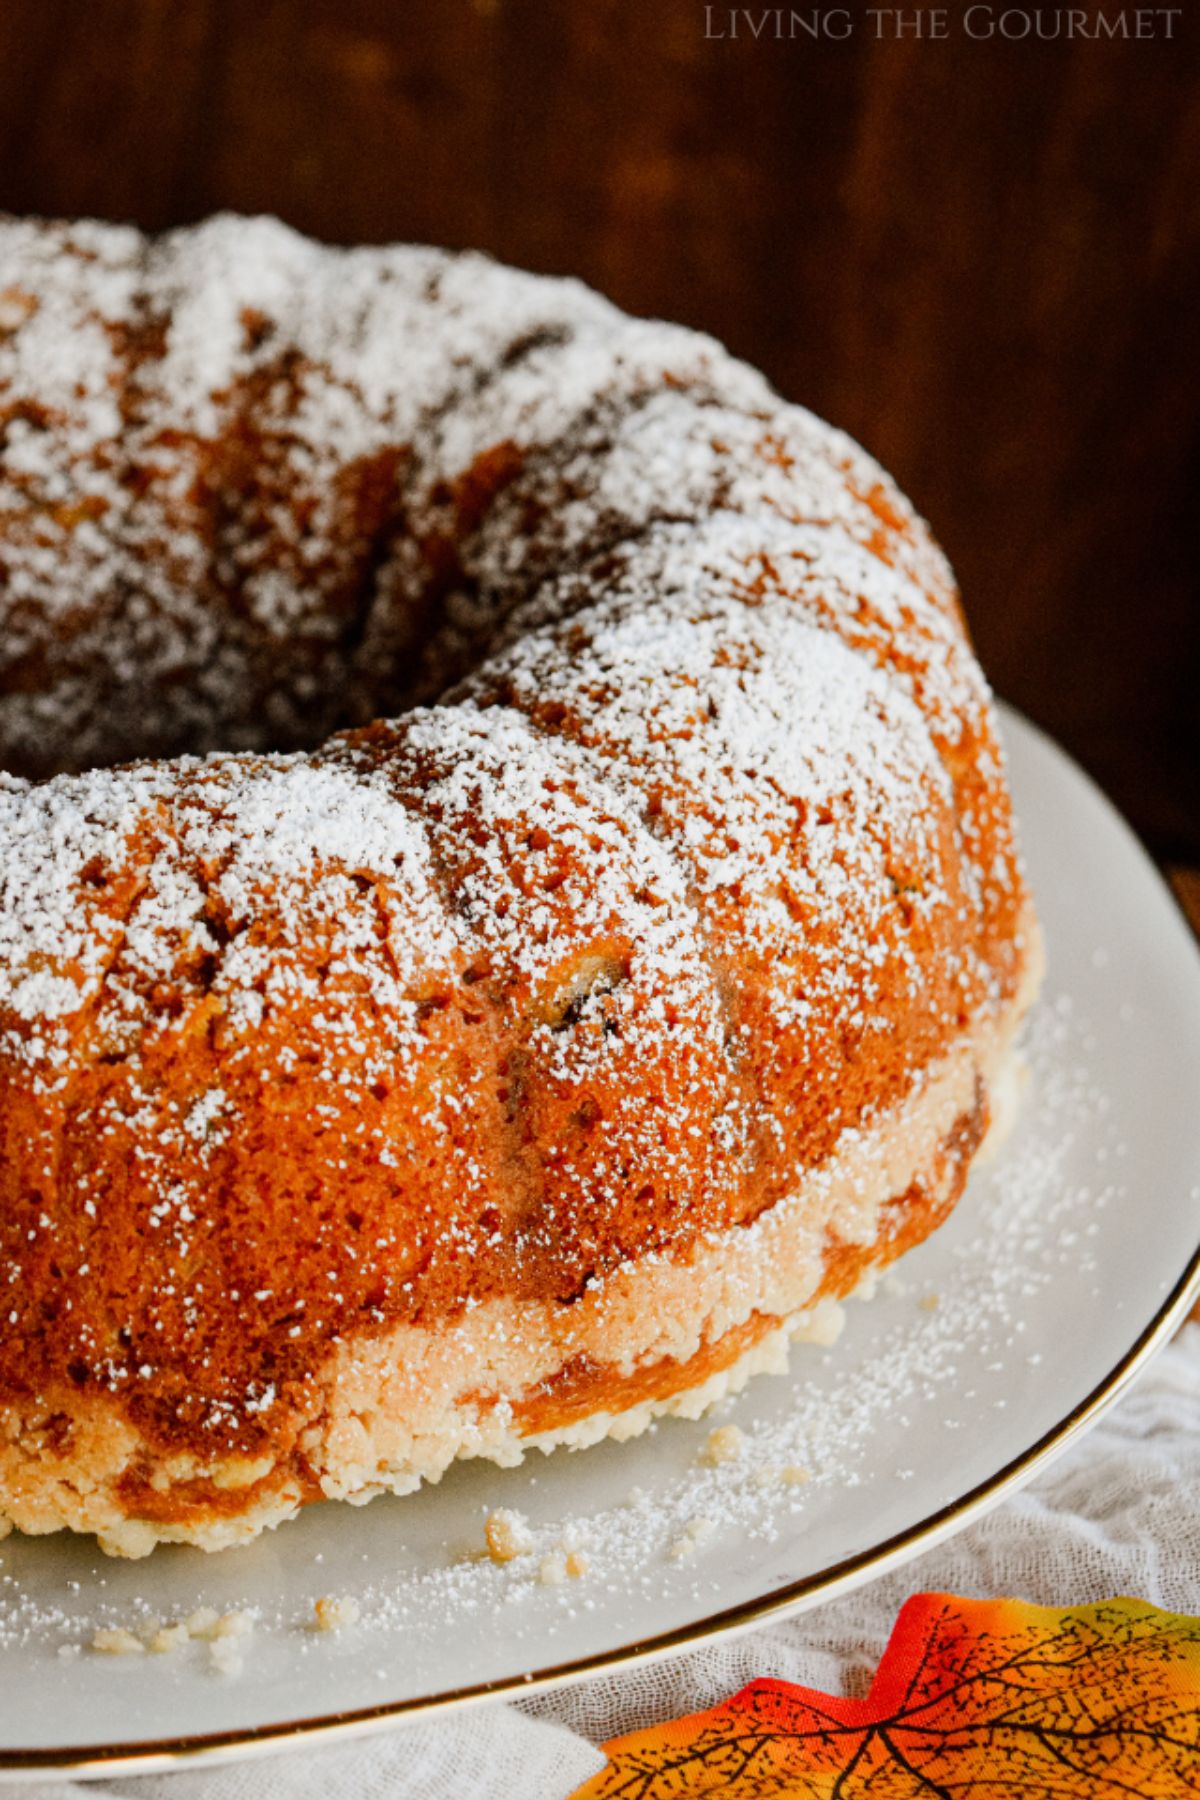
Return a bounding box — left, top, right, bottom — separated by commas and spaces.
1, 213, 955, 777
0, 216, 1035, 1544
0, 216, 1017, 1077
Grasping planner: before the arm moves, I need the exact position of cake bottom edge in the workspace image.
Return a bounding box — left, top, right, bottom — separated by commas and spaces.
0, 950, 1041, 1557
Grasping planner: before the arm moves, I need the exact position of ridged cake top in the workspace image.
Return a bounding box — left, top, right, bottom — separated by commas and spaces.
0, 216, 1032, 1447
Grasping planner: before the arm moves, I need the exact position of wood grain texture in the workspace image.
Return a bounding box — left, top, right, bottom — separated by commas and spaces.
1169, 867, 1200, 939
0, 0, 1196, 853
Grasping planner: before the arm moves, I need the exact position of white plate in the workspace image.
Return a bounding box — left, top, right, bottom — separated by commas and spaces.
1, 707, 1198, 1779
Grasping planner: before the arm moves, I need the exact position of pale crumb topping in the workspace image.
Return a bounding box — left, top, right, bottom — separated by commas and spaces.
208, 1635, 246, 1677
669, 1516, 716, 1561
790, 1301, 848, 1348
90, 1626, 145, 1656
179, 1605, 254, 1642
699, 1423, 746, 1466
312, 1594, 361, 1632
212, 1609, 255, 1640
485, 1508, 535, 1564
539, 1546, 591, 1584
752, 1460, 810, 1490
82, 1605, 255, 1665
183, 1605, 221, 1639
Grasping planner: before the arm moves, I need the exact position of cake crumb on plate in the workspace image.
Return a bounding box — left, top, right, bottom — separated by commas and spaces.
485, 1508, 535, 1563
313, 1595, 361, 1633
91, 1627, 144, 1656
699, 1424, 746, 1466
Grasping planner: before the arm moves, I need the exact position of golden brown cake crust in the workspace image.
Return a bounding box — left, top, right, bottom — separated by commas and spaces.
0, 995, 1031, 1555
0, 217, 1041, 1551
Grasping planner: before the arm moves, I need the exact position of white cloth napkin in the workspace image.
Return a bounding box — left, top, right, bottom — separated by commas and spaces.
17, 1324, 1200, 1798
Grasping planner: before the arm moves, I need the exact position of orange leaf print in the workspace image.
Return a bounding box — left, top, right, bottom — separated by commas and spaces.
570, 1594, 1200, 1798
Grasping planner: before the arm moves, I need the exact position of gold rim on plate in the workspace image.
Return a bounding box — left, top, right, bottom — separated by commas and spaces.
2, 1237, 1198, 1779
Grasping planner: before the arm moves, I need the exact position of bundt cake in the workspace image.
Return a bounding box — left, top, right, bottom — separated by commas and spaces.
0, 216, 1042, 1555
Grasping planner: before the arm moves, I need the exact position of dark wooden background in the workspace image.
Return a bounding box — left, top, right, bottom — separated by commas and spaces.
1, 0, 1196, 856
